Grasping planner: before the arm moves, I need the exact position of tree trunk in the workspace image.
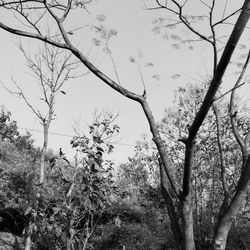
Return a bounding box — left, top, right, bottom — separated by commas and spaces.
213, 155, 250, 249
24, 235, 32, 250
182, 194, 196, 250
24, 222, 32, 250
159, 159, 183, 250
213, 192, 245, 250
141, 101, 196, 250
40, 124, 49, 185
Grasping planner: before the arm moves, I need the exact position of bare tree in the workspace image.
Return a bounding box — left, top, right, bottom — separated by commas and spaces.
6, 42, 81, 185
0, 0, 250, 249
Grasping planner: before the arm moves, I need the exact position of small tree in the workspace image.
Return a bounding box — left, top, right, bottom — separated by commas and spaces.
36, 110, 119, 250
5, 42, 81, 185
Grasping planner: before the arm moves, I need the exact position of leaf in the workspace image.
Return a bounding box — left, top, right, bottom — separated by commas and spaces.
103, 47, 111, 54
24, 206, 32, 215
171, 74, 181, 79
129, 57, 135, 63
145, 62, 154, 67
115, 216, 122, 228
238, 44, 246, 50
52, 207, 60, 214
96, 146, 104, 152
93, 25, 103, 32
236, 62, 244, 68
170, 34, 181, 40
172, 44, 180, 49
92, 38, 101, 46
97, 14, 106, 22
152, 26, 161, 35
109, 29, 118, 36
152, 74, 160, 81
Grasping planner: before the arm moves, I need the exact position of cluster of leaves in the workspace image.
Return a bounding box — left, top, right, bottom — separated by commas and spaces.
71, 112, 120, 155
152, 17, 196, 50
91, 14, 118, 54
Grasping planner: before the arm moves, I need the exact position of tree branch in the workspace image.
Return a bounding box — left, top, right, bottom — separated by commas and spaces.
212, 103, 231, 198
188, 1, 250, 142
0, 21, 68, 49
213, 82, 245, 102
229, 49, 250, 159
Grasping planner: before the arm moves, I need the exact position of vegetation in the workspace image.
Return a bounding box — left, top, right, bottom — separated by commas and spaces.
0, 1, 250, 249
1, 79, 250, 249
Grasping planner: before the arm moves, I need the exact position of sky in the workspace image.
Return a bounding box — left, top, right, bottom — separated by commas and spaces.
0, 0, 249, 164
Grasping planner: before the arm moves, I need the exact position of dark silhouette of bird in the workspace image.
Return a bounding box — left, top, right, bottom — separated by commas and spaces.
59, 148, 70, 165
60, 90, 66, 95
59, 147, 64, 157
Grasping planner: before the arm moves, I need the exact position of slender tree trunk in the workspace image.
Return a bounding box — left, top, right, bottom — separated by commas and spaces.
211, 160, 216, 226
213, 191, 246, 250
24, 221, 33, 250
40, 123, 49, 185
66, 217, 75, 250
182, 194, 196, 250
159, 159, 183, 250
199, 178, 203, 244
141, 100, 196, 249
66, 239, 71, 250
24, 235, 32, 250
194, 176, 198, 229
213, 155, 250, 249
24, 123, 50, 249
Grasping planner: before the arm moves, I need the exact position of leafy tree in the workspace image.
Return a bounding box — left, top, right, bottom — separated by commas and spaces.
160, 82, 250, 248
20, 110, 119, 250
0, 1, 250, 249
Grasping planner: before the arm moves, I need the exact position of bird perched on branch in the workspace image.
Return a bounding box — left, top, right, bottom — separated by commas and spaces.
59, 147, 64, 157
59, 148, 70, 164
